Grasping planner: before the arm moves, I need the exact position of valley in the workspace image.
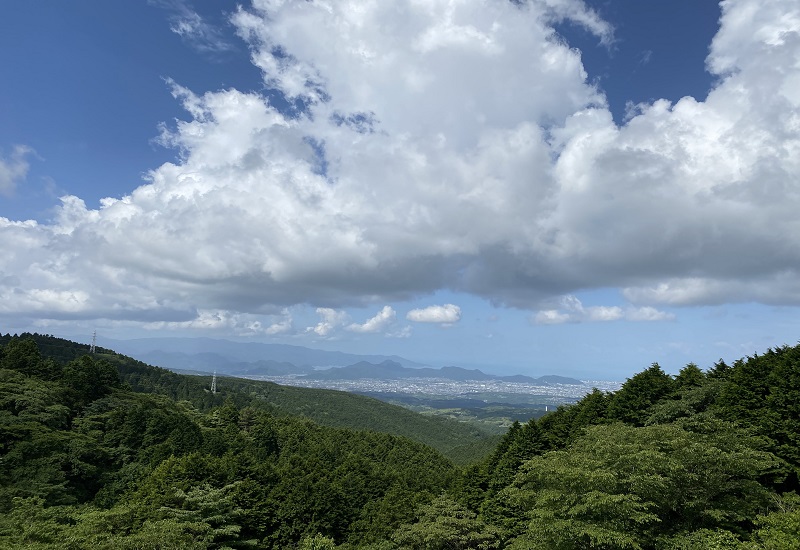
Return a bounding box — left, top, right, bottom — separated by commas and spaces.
108, 336, 621, 430
240, 373, 622, 430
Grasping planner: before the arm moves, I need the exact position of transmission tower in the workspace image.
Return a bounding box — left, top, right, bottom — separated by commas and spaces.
211, 371, 217, 394
90, 331, 96, 354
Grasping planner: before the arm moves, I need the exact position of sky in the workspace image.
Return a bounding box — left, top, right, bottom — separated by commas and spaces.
2, 0, 800, 379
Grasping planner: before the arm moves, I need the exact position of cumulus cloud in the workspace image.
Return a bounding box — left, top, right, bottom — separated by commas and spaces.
533, 309, 572, 325
265, 309, 294, 335
144, 309, 275, 335
622, 273, 800, 307
0, 145, 34, 196
407, 304, 462, 324
533, 295, 674, 324
347, 305, 396, 333
307, 308, 349, 337
1, 0, 799, 327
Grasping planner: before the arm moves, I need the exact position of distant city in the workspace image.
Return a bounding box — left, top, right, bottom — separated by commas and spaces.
107, 336, 623, 409
242, 374, 622, 403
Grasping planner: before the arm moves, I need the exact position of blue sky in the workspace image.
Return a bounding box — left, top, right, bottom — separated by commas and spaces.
2, 0, 800, 379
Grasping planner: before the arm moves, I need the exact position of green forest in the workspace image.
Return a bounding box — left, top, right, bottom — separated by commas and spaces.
1, 333, 799, 549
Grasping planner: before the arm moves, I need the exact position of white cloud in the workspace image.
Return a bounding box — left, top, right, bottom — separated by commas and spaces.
265, 309, 294, 335
587, 306, 624, 322
143, 309, 277, 336
307, 308, 349, 337
387, 325, 413, 339
347, 305, 396, 333
625, 306, 675, 322
541, 0, 614, 46
1, 0, 800, 328
407, 304, 462, 324
622, 274, 800, 307
0, 145, 34, 196
534, 309, 572, 325
532, 295, 673, 324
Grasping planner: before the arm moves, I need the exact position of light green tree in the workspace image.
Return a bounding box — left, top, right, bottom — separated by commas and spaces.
505, 421, 779, 549
157, 482, 257, 548
660, 528, 743, 550
746, 492, 800, 549
300, 533, 337, 550
392, 493, 501, 550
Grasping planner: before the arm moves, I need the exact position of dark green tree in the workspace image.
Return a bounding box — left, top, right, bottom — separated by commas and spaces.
0, 337, 60, 380
62, 355, 119, 405
716, 345, 800, 470
606, 363, 675, 426
674, 363, 705, 390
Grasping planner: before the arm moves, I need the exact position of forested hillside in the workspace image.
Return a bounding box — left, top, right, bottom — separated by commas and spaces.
0, 333, 496, 464
2, 333, 800, 548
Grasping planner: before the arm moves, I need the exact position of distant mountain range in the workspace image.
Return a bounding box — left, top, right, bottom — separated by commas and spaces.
307, 360, 583, 385
106, 337, 427, 370
105, 336, 584, 385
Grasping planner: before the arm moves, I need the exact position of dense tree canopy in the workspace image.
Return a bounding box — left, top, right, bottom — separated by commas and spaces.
1, 333, 800, 548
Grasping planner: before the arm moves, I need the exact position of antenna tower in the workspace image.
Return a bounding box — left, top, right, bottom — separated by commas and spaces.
211, 371, 217, 394
90, 331, 96, 354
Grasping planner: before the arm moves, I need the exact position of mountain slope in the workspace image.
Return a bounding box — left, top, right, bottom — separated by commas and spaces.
0, 335, 457, 549
3, 333, 495, 463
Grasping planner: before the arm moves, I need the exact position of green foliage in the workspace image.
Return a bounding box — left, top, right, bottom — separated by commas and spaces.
707, 358, 733, 380
61, 505, 207, 549
5, 333, 800, 549
62, 355, 120, 406
716, 345, 800, 470
505, 421, 779, 549
606, 363, 675, 425
1, 336, 60, 379
645, 378, 726, 426
4, 333, 496, 463
673, 363, 705, 390
660, 528, 743, 550
156, 482, 257, 548
531, 387, 610, 451
469, 419, 549, 530
259, 422, 454, 547
0, 335, 456, 548
132, 453, 236, 511
392, 494, 501, 550
747, 493, 800, 549
0, 497, 75, 548
300, 533, 338, 550
0, 332, 109, 366
249, 382, 494, 464
0, 369, 76, 505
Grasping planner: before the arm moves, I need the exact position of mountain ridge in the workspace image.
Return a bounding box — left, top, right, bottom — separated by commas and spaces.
104, 336, 583, 383
307, 359, 584, 385
105, 336, 428, 370
0, 332, 498, 462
